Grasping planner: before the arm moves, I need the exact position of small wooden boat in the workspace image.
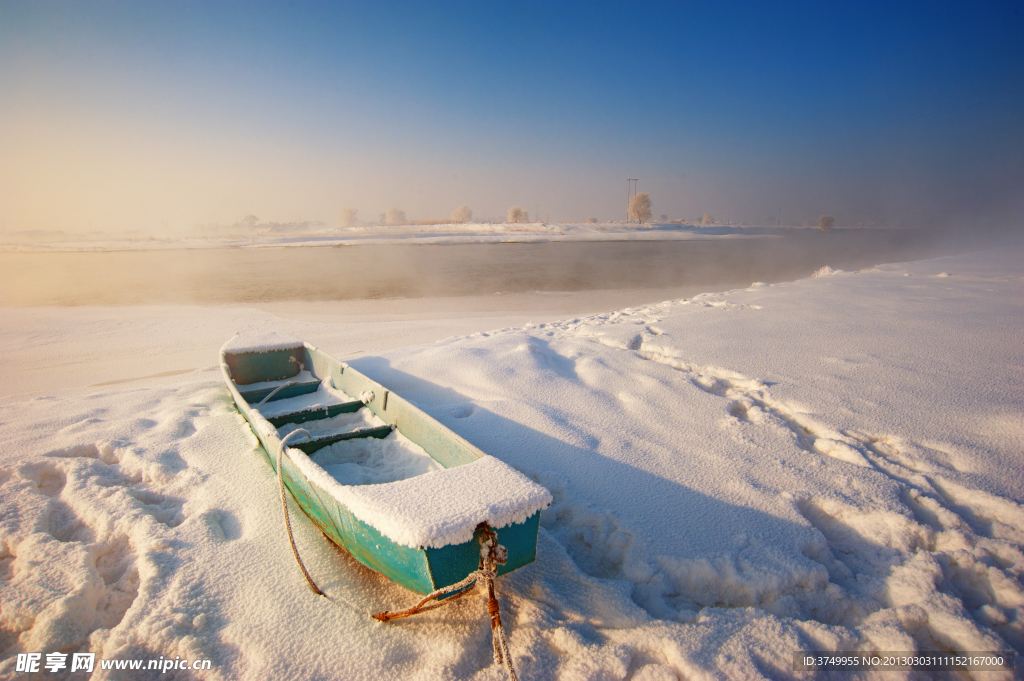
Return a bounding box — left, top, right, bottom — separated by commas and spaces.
220, 332, 551, 599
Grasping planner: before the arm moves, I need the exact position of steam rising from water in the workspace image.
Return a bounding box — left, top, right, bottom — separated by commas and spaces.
0, 231, 954, 307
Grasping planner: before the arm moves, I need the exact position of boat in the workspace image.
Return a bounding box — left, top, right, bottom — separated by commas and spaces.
219, 331, 552, 601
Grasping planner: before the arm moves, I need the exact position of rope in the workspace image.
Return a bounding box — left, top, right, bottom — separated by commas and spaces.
277, 429, 325, 597
258, 366, 316, 406
373, 525, 519, 681
272, 428, 519, 677
259, 381, 296, 405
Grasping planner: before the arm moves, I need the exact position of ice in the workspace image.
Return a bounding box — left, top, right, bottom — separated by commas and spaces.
1, 246, 1021, 679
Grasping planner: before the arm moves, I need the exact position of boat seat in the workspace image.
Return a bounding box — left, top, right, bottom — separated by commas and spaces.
291, 424, 395, 455
265, 400, 365, 427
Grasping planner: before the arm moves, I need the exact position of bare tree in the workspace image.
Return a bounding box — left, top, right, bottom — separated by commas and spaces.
384, 208, 406, 226
452, 205, 473, 223
507, 206, 529, 223
339, 208, 358, 228
628, 193, 652, 224
818, 215, 835, 232
702, 213, 715, 225
240, 214, 259, 229
586, 217, 598, 223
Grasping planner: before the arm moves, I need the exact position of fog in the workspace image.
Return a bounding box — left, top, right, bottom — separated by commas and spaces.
0, 230, 963, 308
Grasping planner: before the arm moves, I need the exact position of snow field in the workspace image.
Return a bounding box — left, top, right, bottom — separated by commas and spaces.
0, 247, 1021, 679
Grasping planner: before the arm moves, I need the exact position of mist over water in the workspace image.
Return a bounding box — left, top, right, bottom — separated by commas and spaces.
1, 230, 953, 307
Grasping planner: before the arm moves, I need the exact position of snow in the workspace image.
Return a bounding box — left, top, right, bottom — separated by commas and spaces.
274, 410, 384, 441
288, 454, 552, 549
220, 331, 304, 354
1, 246, 1021, 679
252, 381, 357, 419
313, 431, 443, 487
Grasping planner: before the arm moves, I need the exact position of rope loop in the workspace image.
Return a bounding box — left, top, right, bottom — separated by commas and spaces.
277, 430, 324, 597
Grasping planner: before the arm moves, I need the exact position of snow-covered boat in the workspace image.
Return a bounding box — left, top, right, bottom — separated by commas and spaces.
219, 332, 551, 597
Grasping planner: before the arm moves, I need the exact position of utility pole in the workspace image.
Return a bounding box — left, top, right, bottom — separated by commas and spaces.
626, 179, 638, 222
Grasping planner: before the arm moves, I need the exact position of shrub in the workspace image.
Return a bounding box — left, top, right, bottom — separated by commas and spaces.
452, 205, 473, 223
818, 215, 835, 232
586, 217, 598, 223
702, 213, 714, 225
240, 214, 259, 229
628, 193, 653, 224
384, 208, 406, 226
507, 206, 529, 223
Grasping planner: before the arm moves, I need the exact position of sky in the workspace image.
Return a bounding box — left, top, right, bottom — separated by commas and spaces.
1, 1, 1022, 232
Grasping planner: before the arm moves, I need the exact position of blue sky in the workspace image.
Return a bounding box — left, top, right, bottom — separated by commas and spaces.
1, 1, 1021, 230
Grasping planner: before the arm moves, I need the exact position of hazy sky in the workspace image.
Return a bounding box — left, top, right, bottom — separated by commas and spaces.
2, 1, 1022, 232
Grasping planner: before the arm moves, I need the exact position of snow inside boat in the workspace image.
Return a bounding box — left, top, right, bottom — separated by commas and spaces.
220, 332, 551, 596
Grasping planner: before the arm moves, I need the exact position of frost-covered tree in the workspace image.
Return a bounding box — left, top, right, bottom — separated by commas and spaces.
339, 208, 358, 228
586, 217, 598, 223
628, 193, 652, 224
818, 215, 835, 232
384, 208, 406, 226
452, 205, 473, 223
702, 213, 715, 225
507, 206, 529, 223
240, 214, 259, 229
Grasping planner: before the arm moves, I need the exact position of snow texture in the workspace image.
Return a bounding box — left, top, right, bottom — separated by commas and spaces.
286, 451, 550, 550
1, 247, 1021, 679
220, 331, 304, 354
275, 410, 384, 441
314, 432, 443, 486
